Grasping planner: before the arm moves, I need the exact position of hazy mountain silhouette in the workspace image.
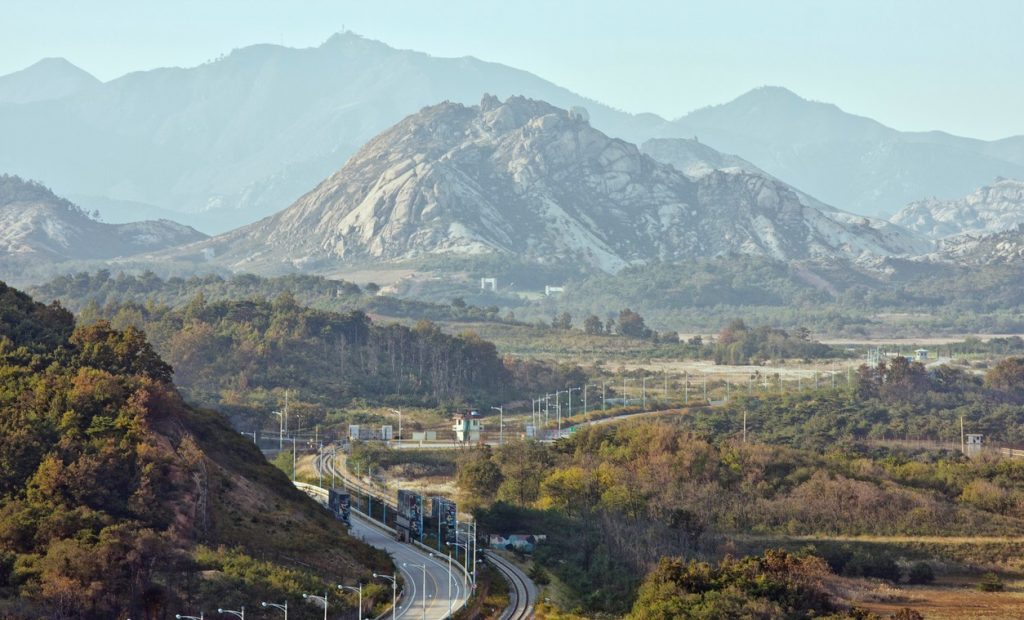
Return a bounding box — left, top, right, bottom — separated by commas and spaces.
659, 86, 1024, 217
0, 33, 665, 233
0, 58, 99, 104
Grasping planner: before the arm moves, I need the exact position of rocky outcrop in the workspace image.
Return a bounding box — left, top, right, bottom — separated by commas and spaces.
0, 175, 206, 261
892, 178, 1024, 239
192, 96, 929, 274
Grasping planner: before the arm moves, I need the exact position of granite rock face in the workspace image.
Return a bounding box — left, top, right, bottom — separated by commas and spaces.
197, 96, 929, 274
0, 175, 206, 262
892, 178, 1024, 239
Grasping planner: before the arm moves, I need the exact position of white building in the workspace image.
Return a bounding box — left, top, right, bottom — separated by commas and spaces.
453, 414, 483, 442
480, 277, 497, 291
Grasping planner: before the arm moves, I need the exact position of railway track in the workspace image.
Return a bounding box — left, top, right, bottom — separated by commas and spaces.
484, 550, 535, 620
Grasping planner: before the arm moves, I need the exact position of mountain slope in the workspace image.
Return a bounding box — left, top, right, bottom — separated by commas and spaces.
0, 57, 99, 104
0, 282, 389, 617
935, 224, 1024, 266
640, 137, 765, 178
658, 86, 1024, 217
0, 33, 666, 232
892, 178, 1024, 239
189, 95, 928, 275
0, 175, 206, 263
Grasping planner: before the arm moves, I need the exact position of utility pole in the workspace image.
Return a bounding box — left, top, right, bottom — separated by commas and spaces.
491, 406, 504, 445
390, 409, 402, 446
684, 372, 689, 404
641, 376, 649, 410
743, 410, 747, 443
601, 381, 607, 410
961, 416, 965, 455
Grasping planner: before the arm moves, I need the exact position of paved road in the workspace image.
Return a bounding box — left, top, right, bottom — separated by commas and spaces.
320, 447, 542, 620
299, 455, 469, 620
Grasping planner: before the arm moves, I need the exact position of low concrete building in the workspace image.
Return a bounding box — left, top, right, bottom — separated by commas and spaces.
453, 414, 483, 442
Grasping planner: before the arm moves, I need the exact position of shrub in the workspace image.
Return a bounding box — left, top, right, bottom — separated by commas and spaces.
906, 561, 935, 585
843, 552, 901, 582
977, 572, 1004, 592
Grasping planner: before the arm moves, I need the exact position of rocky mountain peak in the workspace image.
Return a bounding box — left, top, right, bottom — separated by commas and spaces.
191, 95, 929, 275
0, 175, 206, 270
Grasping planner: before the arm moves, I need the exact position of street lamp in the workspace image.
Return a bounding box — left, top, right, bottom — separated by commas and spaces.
374, 573, 398, 620
403, 562, 427, 620
338, 583, 363, 620
216, 608, 243, 620
176, 614, 204, 620
430, 551, 453, 619
582, 384, 598, 415
302, 591, 328, 620
491, 406, 504, 445
448, 541, 470, 579
567, 387, 580, 422
389, 408, 402, 446
272, 409, 285, 450
260, 601, 287, 619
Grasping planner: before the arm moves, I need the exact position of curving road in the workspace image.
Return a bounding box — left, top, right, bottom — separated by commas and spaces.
316, 447, 538, 620
302, 452, 470, 620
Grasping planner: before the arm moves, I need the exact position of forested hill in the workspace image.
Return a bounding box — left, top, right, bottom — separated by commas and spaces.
62, 287, 584, 430
0, 281, 390, 618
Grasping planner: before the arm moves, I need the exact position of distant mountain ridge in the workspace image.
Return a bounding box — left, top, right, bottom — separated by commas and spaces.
657, 86, 1024, 217
0, 57, 99, 103
3, 37, 1022, 232
0, 33, 666, 233
181, 96, 928, 275
892, 178, 1024, 239
0, 175, 206, 264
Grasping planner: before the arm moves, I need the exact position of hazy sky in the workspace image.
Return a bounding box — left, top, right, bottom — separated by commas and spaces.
3, 0, 1022, 139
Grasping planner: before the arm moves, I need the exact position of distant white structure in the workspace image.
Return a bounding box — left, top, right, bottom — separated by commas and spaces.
480, 277, 497, 291
202, 247, 216, 260
966, 433, 983, 456
453, 414, 483, 442
915, 348, 929, 362
544, 285, 565, 296
381, 425, 393, 441
568, 106, 590, 123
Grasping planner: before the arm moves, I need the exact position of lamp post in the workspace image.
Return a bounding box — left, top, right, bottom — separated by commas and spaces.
374, 573, 398, 620
338, 584, 363, 620
642, 376, 651, 410
176, 614, 204, 620
567, 387, 580, 422
272, 409, 284, 450
404, 562, 428, 620
390, 408, 402, 446
448, 540, 473, 587
491, 406, 503, 445
260, 601, 287, 620
216, 608, 243, 620
302, 591, 328, 620
431, 551, 454, 619
582, 384, 598, 415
